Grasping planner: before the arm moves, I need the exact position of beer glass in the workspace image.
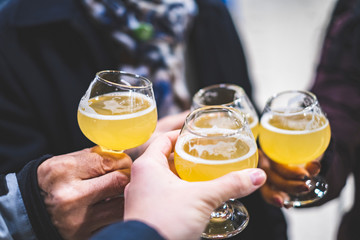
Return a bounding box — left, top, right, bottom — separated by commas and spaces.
174, 106, 258, 239
77, 70, 157, 152
259, 90, 331, 207
192, 84, 259, 139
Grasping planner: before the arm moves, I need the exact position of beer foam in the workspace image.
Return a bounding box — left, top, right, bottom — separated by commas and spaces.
175, 134, 257, 165
192, 125, 241, 136
78, 92, 156, 120
260, 112, 329, 135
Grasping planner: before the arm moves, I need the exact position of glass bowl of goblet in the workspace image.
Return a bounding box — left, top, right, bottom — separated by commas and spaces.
174, 106, 258, 239
77, 70, 157, 153
259, 90, 331, 207
192, 83, 259, 139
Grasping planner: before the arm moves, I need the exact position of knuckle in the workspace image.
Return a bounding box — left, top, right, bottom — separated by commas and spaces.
100, 157, 116, 172
99, 153, 132, 172
52, 187, 80, 205
111, 171, 131, 190
52, 215, 83, 238
37, 161, 52, 182
122, 154, 133, 167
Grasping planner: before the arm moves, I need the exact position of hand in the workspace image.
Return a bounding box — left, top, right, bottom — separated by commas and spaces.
124, 130, 266, 240
37, 147, 132, 240
125, 110, 189, 159
258, 149, 321, 208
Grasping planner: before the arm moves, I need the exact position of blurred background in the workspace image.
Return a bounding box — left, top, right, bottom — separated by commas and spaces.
225, 0, 355, 239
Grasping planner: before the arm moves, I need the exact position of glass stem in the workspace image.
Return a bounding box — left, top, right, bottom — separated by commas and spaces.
210, 203, 232, 222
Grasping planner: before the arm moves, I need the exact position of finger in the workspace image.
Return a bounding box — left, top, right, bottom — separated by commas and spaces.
87, 197, 125, 233
305, 160, 321, 176
85, 169, 131, 204
259, 183, 286, 208
259, 151, 310, 194
266, 168, 309, 194
258, 150, 270, 169
167, 152, 179, 177
270, 161, 309, 180
258, 149, 309, 180
92, 147, 133, 169
126, 114, 186, 159
71, 147, 133, 173
199, 169, 266, 206
38, 150, 131, 186
76, 149, 132, 178
138, 130, 180, 166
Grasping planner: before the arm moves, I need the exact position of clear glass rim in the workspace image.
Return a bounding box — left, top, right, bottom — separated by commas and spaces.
264, 90, 319, 116
185, 106, 248, 138
95, 70, 153, 89
193, 83, 246, 108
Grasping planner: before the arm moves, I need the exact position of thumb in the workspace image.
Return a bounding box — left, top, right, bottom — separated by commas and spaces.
201, 169, 266, 203
137, 130, 180, 165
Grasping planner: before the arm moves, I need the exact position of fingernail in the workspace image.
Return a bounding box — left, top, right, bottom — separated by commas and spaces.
249, 170, 266, 186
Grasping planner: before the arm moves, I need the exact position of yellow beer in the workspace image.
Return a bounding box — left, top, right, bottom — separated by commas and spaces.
174, 125, 258, 181
259, 112, 331, 165
78, 92, 157, 151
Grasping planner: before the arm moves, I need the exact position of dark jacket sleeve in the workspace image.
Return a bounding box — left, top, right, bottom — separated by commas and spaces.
0, 173, 37, 240
310, 1, 360, 203
16, 155, 64, 240
91, 221, 165, 240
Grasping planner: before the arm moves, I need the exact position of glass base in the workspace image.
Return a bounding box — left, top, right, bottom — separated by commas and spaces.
201, 200, 249, 239
284, 175, 328, 207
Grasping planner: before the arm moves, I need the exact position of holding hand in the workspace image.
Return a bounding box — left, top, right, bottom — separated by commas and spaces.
124, 130, 266, 240
258, 149, 322, 208
37, 147, 132, 240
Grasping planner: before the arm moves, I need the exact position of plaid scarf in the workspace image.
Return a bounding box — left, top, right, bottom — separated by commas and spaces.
81, 0, 197, 117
